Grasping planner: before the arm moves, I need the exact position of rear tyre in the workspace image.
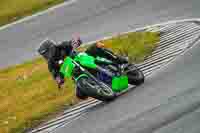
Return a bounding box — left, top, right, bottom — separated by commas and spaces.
126, 64, 144, 86
77, 77, 116, 102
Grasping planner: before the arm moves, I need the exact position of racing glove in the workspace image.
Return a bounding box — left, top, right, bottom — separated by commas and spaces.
55, 76, 64, 88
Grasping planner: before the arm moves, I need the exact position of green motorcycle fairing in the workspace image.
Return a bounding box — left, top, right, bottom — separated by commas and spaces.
60, 57, 75, 78
112, 75, 128, 92
59, 52, 128, 92
60, 52, 97, 78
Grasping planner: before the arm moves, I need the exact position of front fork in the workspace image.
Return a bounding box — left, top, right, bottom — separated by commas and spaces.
73, 60, 111, 90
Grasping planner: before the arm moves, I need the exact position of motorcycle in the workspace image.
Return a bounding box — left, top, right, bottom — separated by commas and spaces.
59, 50, 144, 101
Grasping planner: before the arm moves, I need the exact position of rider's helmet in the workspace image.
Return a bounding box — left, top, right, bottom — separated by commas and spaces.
37, 39, 56, 60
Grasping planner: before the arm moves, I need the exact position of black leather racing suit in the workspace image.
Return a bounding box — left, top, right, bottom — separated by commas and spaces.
47, 41, 127, 99
48, 43, 126, 79
47, 41, 73, 80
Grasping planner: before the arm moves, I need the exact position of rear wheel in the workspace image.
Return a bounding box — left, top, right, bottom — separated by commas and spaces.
77, 77, 116, 102
126, 64, 144, 86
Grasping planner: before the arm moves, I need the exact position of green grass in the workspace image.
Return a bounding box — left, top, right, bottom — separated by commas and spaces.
104, 32, 159, 62
0, 0, 64, 26
80, 32, 160, 63
0, 58, 79, 133
0, 31, 159, 133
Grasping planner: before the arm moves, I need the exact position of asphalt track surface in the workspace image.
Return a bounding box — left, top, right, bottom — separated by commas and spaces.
50, 22, 200, 133
1, 0, 200, 68
1, 0, 200, 133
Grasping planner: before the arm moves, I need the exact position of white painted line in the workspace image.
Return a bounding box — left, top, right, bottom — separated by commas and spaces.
44, 99, 94, 123
158, 24, 183, 33
144, 71, 154, 77
160, 26, 199, 41
155, 30, 200, 50
149, 35, 200, 79
155, 37, 194, 51
143, 50, 182, 67
159, 24, 181, 32
154, 41, 188, 54
63, 99, 98, 114
140, 50, 183, 67
50, 113, 86, 133
160, 24, 199, 40
151, 40, 191, 57
143, 49, 183, 64
156, 38, 199, 56
160, 23, 197, 35
141, 31, 199, 74
160, 27, 200, 43
142, 64, 164, 74
151, 44, 187, 59
30, 100, 102, 133
41, 99, 97, 126
84, 18, 200, 46
139, 56, 175, 71
72, 98, 95, 107
142, 58, 173, 73
43, 100, 101, 126
127, 18, 200, 34
160, 26, 200, 41
0, 0, 77, 31
151, 41, 187, 56
30, 113, 81, 133
152, 42, 188, 56
145, 47, 183, 64
159, 23, 182, 32
149, 23, 184, 32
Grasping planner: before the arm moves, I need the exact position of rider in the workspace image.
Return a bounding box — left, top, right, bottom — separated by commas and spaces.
37, 36, 128, 98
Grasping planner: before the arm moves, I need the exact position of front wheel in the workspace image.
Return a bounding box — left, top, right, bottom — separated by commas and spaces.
126, 64, 144, 86
77, 77, 116, 102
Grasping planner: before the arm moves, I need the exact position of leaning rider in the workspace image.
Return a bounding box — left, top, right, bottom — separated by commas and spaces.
37, 35, 127, 99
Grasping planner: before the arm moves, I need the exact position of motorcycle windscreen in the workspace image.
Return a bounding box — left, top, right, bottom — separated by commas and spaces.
112, 76, 128, 92
60, 57, 75, 78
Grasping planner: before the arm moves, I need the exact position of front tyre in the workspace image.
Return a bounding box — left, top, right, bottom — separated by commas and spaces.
77, 77, 116, 102
76, 86, 88, 100
126, 64, 144, 86
95, 83, 116, 102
